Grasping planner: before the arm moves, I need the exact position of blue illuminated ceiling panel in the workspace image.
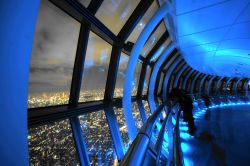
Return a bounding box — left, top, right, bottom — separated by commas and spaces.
174, 0, 250, 77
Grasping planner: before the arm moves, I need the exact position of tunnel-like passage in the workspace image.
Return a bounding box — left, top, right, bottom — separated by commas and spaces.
1, 0, 250, 165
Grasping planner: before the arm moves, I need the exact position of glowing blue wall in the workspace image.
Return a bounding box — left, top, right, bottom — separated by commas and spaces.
175, 0, 250, 77
0, 0, 39, 165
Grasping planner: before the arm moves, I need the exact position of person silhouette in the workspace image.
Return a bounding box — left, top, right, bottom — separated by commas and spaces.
169, 88, 196, 135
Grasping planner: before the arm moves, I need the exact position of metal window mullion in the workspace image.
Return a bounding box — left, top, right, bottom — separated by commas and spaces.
103, 0, 155, 157
70, 117, 91, 166
68, 2, 104, 164
102, 45, 125, 160
68, 22, 91, 165
104, 103, 125, 160
50, 0, 118, 44
104, 45, 122, 101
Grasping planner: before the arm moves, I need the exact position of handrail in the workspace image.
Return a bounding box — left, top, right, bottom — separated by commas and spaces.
174, 110, 184, 166
120, 103, 166, 166
120, 100, 187, 166
154, 105, 170, 165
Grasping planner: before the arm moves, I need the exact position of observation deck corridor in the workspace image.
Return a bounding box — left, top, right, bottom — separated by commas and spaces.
180, 102, 250, 166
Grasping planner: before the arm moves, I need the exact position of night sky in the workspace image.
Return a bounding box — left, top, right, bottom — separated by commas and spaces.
29, 0, 150, 95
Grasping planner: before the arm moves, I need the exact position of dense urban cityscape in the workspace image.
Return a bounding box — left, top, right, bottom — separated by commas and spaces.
28, 90, 151, 165
28, 88, 141, 108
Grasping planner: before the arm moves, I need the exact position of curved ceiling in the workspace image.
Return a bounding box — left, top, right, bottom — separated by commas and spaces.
174, 0, 250, 77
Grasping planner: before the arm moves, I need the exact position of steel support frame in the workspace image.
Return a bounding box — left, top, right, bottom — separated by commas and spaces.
198, 75, 209, 95
103, 0, 157, 159
241, 79, 248, 93
162, 57, 183, 101
220, 78, 228, 92
245, 79, 250, 96
215, 77, 224, 94
182, 69, 196, 90
178, 67, 191, 89
165, 60, 185, 94
67, 1, 103, 164
234, 78, 242, 95
122, 2, 172, 140
155, 49, 178, 96
148, 44, 177, 113
29, 0, 158, 162
190, 73, 203, 94
137, 31, 169, 97
206, 76, 216, 95
224, 77, 234, 94
173, 64, 188, 88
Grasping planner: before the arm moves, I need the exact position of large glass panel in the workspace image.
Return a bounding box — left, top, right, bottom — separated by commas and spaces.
79, 111, 116, 165
114, 53, 129, 98
132, 102, 143, 129
113, 107, 130, 151
150, 38, 172, 62
142, 100, 151, 118
77, 0, 91, 7
126, 1, 158, 43
132, 62, 142, 96
28, 0, 80, 108
142, 66, 152, 95
96, 0, 140, 35
79, 32, 112, 102
28, 119, 79, 165
141, 22, 166, 57
114, 102, 143, 151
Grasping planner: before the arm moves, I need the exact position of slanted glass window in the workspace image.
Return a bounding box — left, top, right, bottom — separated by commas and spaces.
126, 1, 158, 43
114, 102, 143, 151
132, 62, 142, 96
150, 38, 172, 62
114, 53, 129, 98
132, 102, 143, 129
78, 111, 116, 165
142, 66, 152, 95
77, 0, 91, 7
113, 107, 130, 151
96, 0, 140, 35
28, 0, 80, 108
142, 100, 151, 118
79, 32, 112, 102
28, 119, 79, 165
141, 22, 166, 57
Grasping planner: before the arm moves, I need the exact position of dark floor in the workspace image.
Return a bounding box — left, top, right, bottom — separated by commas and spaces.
179, 104, 250, 166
